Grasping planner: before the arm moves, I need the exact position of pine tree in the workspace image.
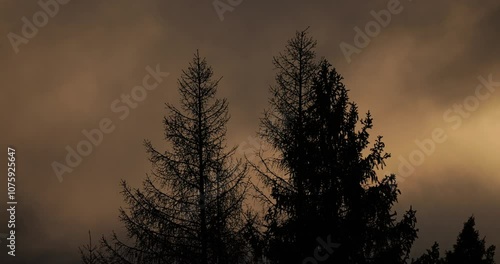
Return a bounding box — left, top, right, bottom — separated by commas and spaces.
306, 59, 418, 264
414, 216, 496, 264
252, 29, 418, 263
98, 51, 250, 264
445, 216, 496, 264
80, 231, 102, 264
251, 27, 319, 263
413, 242, 443, 264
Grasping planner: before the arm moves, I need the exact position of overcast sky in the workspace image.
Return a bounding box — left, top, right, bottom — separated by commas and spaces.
1, 0, 499, 262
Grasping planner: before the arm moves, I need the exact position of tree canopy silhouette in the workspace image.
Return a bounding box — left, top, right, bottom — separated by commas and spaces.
81, 29, 497, 264
250, 28, 418, 264
414, 216, 496, 264
94, 51, 252, 264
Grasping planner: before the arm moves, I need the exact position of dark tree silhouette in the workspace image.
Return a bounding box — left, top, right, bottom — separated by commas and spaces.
413, 216, 496, 264
251, 29, 418, 263
79, 231, 100, 264
413, 242, 443, 264
445, 216, 496, 264
251, 28, 319, 263
78, 29, 497, 264
308, 60, 418, 264
97, 51, 251, 264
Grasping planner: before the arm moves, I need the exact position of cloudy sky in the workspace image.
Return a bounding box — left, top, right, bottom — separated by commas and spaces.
1, 0, 499, 262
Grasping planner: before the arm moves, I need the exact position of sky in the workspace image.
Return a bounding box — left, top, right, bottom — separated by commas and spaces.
1, 0, 499, 262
